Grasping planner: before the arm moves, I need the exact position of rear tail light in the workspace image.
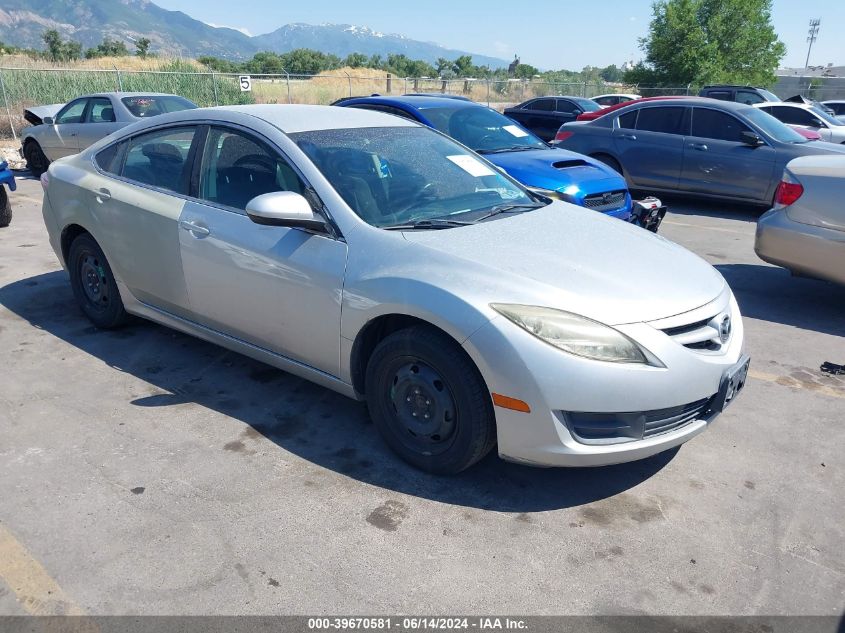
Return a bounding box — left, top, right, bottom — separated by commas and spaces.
773, 171, 803, 208
40, 171, 49, 190
555, 130, 574, 142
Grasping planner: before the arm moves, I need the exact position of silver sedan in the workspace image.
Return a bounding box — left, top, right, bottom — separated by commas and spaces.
22, 92, 196, 175
756, 155, 845, 285
41, 105, 749, 473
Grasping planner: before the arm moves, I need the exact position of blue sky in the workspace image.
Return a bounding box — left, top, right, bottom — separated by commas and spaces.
156, 0, 844, 70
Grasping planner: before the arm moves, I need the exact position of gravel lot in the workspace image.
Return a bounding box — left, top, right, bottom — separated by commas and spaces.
1, 174, 843, 616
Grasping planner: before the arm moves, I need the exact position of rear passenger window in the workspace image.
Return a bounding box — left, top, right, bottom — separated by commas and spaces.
555, 100, 579, 114
736, 90, 765, 105
122, 127, 196, 194
618, 110, 638, 129
198, 127, 304, 212
691, 109, 751, 142
636, 107, 687, 134
532, 99, 555, 112
705, 91, 732, 101
95, 142, 124, 174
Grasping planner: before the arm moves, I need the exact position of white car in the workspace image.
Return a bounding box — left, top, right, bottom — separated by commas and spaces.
754, 102, 845, 144
41, 104, 749, 473
592, 93, 640, 108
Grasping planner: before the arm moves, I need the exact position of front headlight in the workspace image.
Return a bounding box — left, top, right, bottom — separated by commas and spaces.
491, 304, 652, 364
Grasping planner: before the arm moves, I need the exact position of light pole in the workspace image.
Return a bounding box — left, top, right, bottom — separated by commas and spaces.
804, 19, 821, 71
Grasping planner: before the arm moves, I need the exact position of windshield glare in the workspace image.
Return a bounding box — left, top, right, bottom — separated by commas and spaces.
420, 106, 547, 153
574, 98, 602, 112
743, 108, 808, 143
291, 127, 539, 228
121, 96, 197, 118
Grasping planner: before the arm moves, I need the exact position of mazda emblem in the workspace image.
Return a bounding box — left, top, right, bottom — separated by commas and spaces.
719, 315, 732, 343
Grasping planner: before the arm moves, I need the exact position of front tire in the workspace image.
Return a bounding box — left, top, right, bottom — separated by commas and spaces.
24, 140, 49, 177
67, 233, 127, 329
0, 188, 10, 228
365, 325, 496, 474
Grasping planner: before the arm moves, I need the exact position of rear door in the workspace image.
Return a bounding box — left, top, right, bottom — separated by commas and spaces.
43, 98, 88, 159
91, 125, 199, 318
680, 107, 776, 201
76, 96, 122, 151
612, 105, 689, 190
177, 124, 347, 376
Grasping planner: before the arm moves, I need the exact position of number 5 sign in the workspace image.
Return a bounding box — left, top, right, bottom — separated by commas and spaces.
239, 75, 252, 92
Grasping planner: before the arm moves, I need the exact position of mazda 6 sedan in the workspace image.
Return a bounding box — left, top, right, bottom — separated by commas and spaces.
41, 105, 749, 473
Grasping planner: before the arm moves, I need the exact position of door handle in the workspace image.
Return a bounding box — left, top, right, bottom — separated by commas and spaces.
691, 143, 709, 151
180, 220, 210, 237
95, 188, 111, 203
619, 133, 637, 141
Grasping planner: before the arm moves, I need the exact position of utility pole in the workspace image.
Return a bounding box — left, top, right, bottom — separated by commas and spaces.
804, 19, 820, 71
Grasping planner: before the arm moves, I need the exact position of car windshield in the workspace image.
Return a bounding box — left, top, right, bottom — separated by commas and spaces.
121, 95, 197, 118
290, 126, 542, 229
809, 105, 843, 127
572, 97, 602, 112
742, 107, 808, 144
759, 89, 780, 102
419, 106, 547, 153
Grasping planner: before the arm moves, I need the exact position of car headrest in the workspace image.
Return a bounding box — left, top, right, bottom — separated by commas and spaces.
99, 107, 115, 122
141, 142, 182, 162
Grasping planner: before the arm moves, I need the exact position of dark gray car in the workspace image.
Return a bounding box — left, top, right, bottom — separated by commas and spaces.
554, 98, 845, 205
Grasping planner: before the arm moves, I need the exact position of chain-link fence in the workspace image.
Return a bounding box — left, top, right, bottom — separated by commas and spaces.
0, 65, 697, 139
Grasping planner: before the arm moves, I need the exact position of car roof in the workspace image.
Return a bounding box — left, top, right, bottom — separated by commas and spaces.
155, 104, 421, 133
701, 85, 764, 90
78, 92, 185, 99
753, 101, 813, 110
621, 97, 732, 109
342, 95, 481, 110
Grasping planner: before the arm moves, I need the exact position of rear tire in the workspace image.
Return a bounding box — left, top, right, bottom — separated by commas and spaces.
24, 140, 49, 177
365, 325, 496, 474
0, 188, 10, 228
593, 154, 623, 175
67, 233, 127, 329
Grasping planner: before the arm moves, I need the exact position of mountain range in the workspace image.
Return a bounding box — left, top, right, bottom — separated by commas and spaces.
0, 0, 509, 68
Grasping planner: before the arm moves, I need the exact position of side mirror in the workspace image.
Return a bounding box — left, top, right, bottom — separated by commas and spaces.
42, 116, 54, 126
245, 191, 326, 232
740, 131, 764, 146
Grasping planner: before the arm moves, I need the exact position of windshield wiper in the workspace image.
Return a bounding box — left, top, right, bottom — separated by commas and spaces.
476, 146, 538, 154
382, 218, 474, 231
473, 203, 544, 222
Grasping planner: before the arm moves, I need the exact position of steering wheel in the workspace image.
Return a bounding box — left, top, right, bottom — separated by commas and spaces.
233, 154, 276, 172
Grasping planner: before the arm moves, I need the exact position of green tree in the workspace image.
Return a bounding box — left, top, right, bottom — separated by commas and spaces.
600, 64, 624, 83
628, 0, 785, 87
344, 52, 368, 68
135, 37, 151, 58
42, 29, 63, 61
85, 37, 129, 59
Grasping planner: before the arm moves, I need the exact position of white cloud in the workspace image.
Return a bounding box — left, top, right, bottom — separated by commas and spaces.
205, 22, 252, 36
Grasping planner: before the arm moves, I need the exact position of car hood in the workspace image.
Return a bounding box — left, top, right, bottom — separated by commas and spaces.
788, 140, 845, 156
23, 104, 64, 126
401, 202, 726, 325
485, 148, 626, 194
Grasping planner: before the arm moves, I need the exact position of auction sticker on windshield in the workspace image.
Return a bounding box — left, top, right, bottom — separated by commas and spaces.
447, 155, 496, 177
503, 125, 529, 137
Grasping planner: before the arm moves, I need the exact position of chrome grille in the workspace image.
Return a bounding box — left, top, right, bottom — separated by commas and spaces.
582, 190, 626, 211
660, 313, 728, 352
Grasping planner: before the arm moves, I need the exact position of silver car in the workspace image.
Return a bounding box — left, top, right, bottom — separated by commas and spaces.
41, 105, 749, 473
22, 92, 196, 175
754, 102, 845, 144
756, 155, 845, 285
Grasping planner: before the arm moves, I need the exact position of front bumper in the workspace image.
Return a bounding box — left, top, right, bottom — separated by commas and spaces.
462, 293, 745, 467
755, 207, 845, 285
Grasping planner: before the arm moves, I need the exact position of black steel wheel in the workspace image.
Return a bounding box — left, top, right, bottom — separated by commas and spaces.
24, 140, 49, 177
0, 187, 10, 228
67, 233, 127, 329
365, 325, 496, 474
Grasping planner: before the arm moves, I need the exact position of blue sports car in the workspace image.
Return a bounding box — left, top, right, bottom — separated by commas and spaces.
334, 95, 632, 220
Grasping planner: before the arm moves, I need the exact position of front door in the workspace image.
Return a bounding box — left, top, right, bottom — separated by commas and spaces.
44, 98, 88, 159
680, 107, 776, 202
178, 125, 347, 377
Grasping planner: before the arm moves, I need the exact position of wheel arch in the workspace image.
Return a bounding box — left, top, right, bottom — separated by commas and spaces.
349, 313, 483, 398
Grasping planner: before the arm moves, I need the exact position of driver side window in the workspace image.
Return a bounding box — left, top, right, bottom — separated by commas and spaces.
56, 99, 88, 124
198, 127, 304, 212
